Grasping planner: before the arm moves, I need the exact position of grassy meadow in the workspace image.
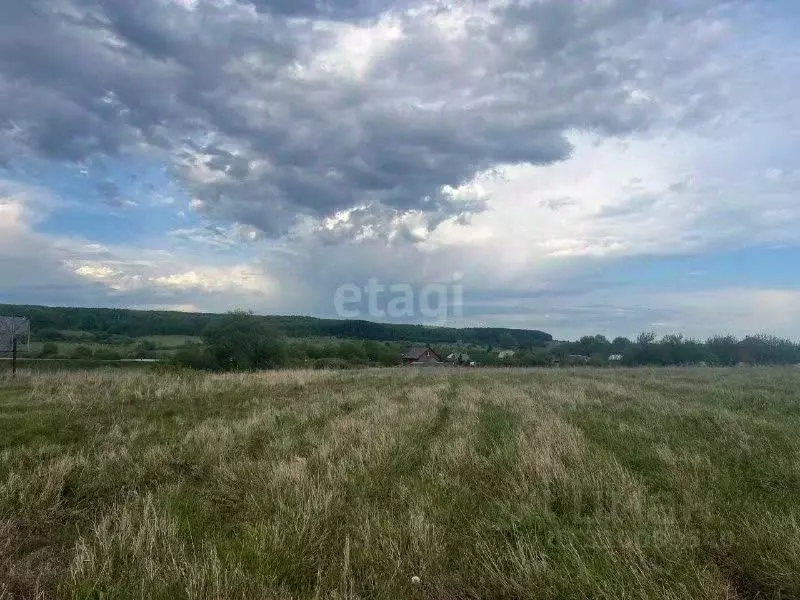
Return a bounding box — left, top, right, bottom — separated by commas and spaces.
2, 367, 800, 599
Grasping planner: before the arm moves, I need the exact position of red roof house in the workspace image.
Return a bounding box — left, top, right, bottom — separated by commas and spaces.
400, 346, 443, 365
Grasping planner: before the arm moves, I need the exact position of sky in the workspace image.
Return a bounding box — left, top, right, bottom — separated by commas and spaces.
2, 0, 800, 340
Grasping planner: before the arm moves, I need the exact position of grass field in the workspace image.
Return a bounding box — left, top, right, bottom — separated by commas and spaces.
140, 335, 203, 348
2, 367, 800, 599
24, 335, 202, 357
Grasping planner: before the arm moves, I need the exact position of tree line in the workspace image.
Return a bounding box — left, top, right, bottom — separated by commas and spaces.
4, 304, 799, 371
176, 314, 800, 372
540, 333, 800, 367
0, 304, 552, 349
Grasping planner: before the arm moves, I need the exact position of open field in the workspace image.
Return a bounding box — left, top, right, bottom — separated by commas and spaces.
0, 359, 155, 373
139, 335, 203, 348
2, 367, 800, 599
21, 335, 202, 359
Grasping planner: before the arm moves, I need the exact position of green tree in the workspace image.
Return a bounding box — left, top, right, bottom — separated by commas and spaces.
364, 340, 398, 366
497, 333, 518, 349
706, 335, 739, 365
337, 341, 368, 364
573, 335, 610, 357
202, 311, 289, 371
738, 335, 798, 365
610, 337, 632, 354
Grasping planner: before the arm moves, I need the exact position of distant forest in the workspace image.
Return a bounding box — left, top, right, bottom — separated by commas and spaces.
4, 304, 800, 370
0, 304, 553, 349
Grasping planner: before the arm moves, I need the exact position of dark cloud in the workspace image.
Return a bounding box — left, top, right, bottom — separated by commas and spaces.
0, 0, 733, 238
242, 0, 387, 18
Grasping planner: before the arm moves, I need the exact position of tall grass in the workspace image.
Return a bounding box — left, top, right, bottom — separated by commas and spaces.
2, 367, 800, 598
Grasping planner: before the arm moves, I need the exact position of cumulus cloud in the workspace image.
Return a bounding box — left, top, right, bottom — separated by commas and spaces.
70, 261, 275, 295
0, 0, 748, 239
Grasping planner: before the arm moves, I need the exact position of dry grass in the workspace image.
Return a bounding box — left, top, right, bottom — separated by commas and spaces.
2, 367, 800, 599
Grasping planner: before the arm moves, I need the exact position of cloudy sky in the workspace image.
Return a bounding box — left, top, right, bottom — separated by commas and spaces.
2, 0, 800, 339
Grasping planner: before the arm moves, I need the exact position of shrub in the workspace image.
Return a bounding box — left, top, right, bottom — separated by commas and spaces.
37, 342, 60, 358
69, 345, 94, 359
93, 349, 122, 361
312, 358, 353, 370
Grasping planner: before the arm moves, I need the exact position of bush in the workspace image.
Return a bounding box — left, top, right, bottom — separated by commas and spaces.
93, 348, 122, 361
69, 345, 94, 359
312, 358, 353, 370
37, 342, 60, 358
364, 340, 400, 366
336, 341, 368, 364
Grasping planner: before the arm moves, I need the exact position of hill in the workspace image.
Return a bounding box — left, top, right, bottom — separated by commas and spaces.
0, 303, 552, 348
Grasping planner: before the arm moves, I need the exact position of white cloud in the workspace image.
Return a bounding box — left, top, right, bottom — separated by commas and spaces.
150, 265, 275, 294
66, 256, 279, 297
299, 16, 405, 80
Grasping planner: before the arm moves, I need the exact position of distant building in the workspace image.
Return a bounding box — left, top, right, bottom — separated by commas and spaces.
447, 352, 471, 365
497, 350, 516, 359
401, 346, 443, 365
608, 354, 624, 362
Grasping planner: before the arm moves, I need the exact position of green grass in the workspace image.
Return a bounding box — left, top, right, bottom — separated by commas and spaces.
0, 360, 154, 373
22, 335, 200, 359
27, 341, 112, 353
2, 367, 800, 599
140, 335, 203, 348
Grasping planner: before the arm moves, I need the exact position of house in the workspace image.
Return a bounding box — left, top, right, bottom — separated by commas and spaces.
446, 352, 471, 365
608, 354, 624, 362
498, 350, 516, 359
401, 346, 443, 365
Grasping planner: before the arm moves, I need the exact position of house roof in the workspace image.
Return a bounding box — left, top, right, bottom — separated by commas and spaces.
401, 347, 431, 360
401, 346, 442, 360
